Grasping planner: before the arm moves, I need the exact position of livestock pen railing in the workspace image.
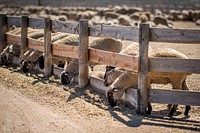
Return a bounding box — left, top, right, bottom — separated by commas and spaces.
0, 14, 200, 114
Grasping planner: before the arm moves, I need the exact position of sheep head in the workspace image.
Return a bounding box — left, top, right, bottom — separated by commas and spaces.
0, 52, 8, 65
107, 87, 124, 107
104, 69, 116, 87
60, 71, 74, 85
37, 55, 44, 70
0, 52, 14, 66
20, 60, 37, 73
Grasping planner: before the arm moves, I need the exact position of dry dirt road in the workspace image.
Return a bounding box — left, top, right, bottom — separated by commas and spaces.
0, 66, 199, 133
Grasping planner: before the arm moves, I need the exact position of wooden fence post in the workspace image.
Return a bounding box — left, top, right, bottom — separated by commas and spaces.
137, 23, 150, 114
44, 17, 52, 77
20, 15, 28, 60
79, 19, 89, 89
0, 14, 7, 53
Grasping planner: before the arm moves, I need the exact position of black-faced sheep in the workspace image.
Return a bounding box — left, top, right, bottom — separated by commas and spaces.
103, 42, 153, 86
21, 34, 77, 73
60, 37, 122, 85
106, 48, 191, 117
0, 44, 14, 65
20, 49, 43, 73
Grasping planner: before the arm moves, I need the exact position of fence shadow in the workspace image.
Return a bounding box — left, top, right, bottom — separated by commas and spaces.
62, 81, 200, 131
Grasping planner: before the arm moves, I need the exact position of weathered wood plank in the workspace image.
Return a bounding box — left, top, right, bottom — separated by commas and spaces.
20, 16, 28, 60
29, 17, 44, 29
149, 89, 200, 106
79, 19, 89, 89
28, 38, 44, 52
149, 58, 200, 74
89, 48, 138, 72
44, 17, 52, 77
52, 20, 79, 34
6, 33, 21, 45
52, 44, 78, 58
89, 24, 140, 41
7, 16, 21, 27
0, 14, 7, 52
150, 28, 200, 43
137, 23, 150, 114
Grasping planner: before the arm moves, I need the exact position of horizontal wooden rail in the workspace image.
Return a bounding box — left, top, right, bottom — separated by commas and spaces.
28, 38, 44, 52
150, 28, 200, 43
52, 44, 78, 58
149, 58, 200, 74
7, 16, 21, 27
6, 33, 21, 45
149, 89, 200, 106
89, 48, 139, 72
5, 33, 200, 74
29, 17, 45, 29
89, 25, 140, 42
52, 20, 79, 34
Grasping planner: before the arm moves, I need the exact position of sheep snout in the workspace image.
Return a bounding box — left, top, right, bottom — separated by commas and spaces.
107, 90, 117, 107
61, 71, 72, 85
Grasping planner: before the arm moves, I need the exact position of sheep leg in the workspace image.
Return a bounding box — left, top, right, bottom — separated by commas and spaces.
147, 102, 152, 115
184, 105, 191, 116
182, 80, 191, 116
168, 104, 178, 117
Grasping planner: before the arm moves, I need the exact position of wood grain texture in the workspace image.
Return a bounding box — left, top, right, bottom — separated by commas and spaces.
89, 24, 139, 41
149, 89, 200, 106
138, 23, 150, 114
28, 38, 44, 51
20, 16, 28, 59
29, 17, 44, 29
79, 19, 89, 89
52, 44, 78, 58
7, 16, 21, 27
6, 33, 21, 45
0, 14, 7, 52
150, 28, 200, 43
44, 17, 52, 77
149, 58, 200, 74
52, 20, 79, 34
89, 48, 138, 72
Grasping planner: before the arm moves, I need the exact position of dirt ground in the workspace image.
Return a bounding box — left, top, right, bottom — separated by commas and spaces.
0, 22, 200, 133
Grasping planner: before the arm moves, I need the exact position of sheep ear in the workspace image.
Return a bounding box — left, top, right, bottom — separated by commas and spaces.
112, 88, 119, 92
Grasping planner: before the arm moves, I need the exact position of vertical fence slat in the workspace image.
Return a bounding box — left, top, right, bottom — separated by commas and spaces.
79, 19, 89, 89
0, 14, 7, 53
137, 23, 150, 114
44, 17, 52, 77
20, 16, 28, 60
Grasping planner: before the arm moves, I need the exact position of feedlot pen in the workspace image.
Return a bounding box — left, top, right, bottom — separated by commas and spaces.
0, 14, 200, 115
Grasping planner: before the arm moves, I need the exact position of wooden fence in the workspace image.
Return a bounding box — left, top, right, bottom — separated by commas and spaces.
1, 14, 200, 114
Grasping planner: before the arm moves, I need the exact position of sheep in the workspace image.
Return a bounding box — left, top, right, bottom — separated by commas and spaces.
106, 48, 191, 117
21, 34, 78, 73
153, 16, 173, 28
103, 42, 153, 86
60, 37, 122, 85
20, 49, 43, 73
28, 31, 44, 39
0, 44, 14, 65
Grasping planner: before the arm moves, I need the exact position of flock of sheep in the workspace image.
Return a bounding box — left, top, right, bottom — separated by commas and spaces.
0, 26, 192, 117
1, 4, 200, 27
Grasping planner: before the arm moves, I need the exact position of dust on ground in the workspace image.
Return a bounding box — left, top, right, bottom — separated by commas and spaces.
0, 21, 200, 132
